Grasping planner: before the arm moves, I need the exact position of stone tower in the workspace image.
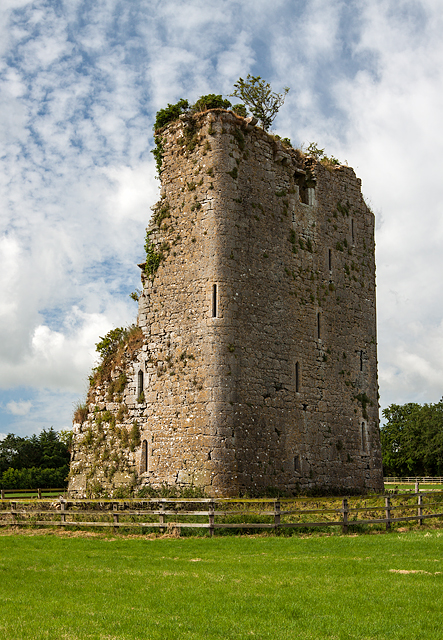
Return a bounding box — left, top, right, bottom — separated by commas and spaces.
68, 109, 384, 497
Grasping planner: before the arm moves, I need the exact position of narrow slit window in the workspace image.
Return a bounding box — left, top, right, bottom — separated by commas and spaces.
294, 455, 300, 473
317, 312, 321, 340
360, 350, 364, 372
361, 422, 367, 453
212, 283, 217, 318
140, 439, 148, 473
137, 370, 144, 398
351, 218, 355, 243
295, 361, 300, 393
328, 249, 332, 272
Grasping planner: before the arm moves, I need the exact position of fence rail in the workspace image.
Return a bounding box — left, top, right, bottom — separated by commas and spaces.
384, 477, 443, 483
0, 488, 66, 499
1, 491, 442, 536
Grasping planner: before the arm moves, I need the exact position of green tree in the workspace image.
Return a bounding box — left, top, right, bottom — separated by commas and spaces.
153, 99, 190, 131
0, 428, 70, 475
230, 75, 289, 130
95, 327, 129, 360
192, 94, 231, 112
381, 400, 443, 475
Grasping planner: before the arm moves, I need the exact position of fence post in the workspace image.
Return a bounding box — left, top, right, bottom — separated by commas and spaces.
342, 498, 348, 534
418, 493, 423, 526
1, 490, 4, 500
113, 502, 119, 533
415, 481, 419, 494
208, 500, 215, 537
60, 501, 66, 524
385, 496, 391, 531
11, 501, 16, 524
159, 502, 165, 534
37, 488, 42, 499
274, 500, 281, 531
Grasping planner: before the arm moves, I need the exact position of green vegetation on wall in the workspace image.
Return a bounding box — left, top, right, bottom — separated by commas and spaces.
89, 325, 143, 388
144, 232, 163, 278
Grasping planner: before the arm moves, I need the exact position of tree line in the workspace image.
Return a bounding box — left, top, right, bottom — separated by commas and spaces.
381, 400, 443, 476
0, 428, 70, 489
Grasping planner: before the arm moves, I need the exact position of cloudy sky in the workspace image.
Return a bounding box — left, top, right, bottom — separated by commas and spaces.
1, 0, 443, 438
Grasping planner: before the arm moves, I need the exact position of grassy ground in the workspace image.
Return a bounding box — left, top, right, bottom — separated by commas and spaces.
0, 528, 442, 639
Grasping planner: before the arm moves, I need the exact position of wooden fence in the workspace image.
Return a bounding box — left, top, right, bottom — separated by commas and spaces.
0, 488, 66, 499
1, 491, 442, 536
384, 477, 443, 483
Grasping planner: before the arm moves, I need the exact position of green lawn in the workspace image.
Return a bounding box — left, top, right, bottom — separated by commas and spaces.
0, 529, 442, 639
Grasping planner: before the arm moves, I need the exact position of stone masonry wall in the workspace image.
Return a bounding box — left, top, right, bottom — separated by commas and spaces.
68, 109, 384, 497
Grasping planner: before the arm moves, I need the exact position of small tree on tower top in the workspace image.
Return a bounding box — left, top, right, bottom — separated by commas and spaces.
230, 75, 289, 131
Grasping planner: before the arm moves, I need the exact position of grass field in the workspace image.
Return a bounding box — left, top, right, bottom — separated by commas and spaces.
0, 529, 442, 639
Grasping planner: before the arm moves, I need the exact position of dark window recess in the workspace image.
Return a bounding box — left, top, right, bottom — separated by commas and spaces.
295, 361, 300, 392
212, 284, 217, 318
317, 312, 321, 339
360, 350, 364, 372
137, 370, 144, 397
294, 455, 301, 473
141, 440, 148, 473
351, 218, 355, 243
361, 422, 367, 453
328, 249, 332, 272
294, 168, 316, 205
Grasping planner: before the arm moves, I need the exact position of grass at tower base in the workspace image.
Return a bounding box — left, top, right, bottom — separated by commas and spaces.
0, 529, 442, 639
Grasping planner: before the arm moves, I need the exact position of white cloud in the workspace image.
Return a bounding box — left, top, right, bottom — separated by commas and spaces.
1, 0, 443, 435
6, 399, 32, 415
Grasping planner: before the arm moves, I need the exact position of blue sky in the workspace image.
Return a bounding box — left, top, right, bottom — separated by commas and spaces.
1, 0, 443, 437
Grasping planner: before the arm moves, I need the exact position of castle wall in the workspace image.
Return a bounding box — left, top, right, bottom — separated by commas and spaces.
69, 110, 383, 497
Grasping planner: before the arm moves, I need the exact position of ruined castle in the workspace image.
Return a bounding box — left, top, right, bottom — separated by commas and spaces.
68, 108, 384, 497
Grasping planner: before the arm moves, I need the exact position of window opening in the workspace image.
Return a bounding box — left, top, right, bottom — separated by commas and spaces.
212, 284, 217, 318
137, 370, 144, 398
317, 312, 321, 339
361, 422, 367, 453
295, 361, 300, 393
351, 218, 355, 244
294, 169, 316, 205
306, 187, 315, 206
294, 455, 300, 473
140, 439, 148, 473
360, 350, 364, 372
328, 249, 332, 272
